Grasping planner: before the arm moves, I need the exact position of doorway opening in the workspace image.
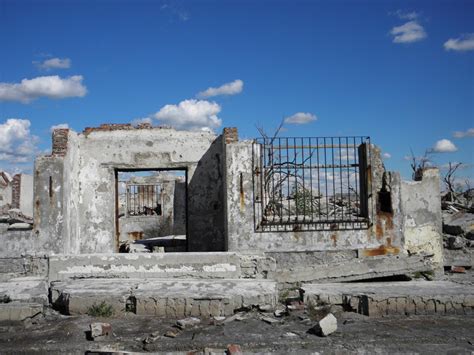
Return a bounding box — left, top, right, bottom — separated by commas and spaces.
115, 168, 188, 253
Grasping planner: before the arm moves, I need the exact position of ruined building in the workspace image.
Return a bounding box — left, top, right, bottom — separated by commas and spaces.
0, 123, 446, 319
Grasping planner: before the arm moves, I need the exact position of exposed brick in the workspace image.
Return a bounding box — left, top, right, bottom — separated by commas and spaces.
52, 129, 69, 156
223, 127, 238, 144
83, 123, 133, 135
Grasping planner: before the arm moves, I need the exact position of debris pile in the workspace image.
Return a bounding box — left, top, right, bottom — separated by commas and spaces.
441, 188, 474, 269
0, 208, 33, 231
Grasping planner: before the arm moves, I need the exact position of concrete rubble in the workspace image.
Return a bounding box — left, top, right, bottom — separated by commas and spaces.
310, 313, 338, 337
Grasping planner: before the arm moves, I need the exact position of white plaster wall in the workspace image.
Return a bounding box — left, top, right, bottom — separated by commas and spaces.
0, 185, 12, 209
71, 128, 218, 253
401, 168, 444, 267
19, 174, 33, 217
224, 141, 383, 252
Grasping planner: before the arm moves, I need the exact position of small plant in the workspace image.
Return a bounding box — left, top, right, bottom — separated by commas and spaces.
87, 301, 114, 317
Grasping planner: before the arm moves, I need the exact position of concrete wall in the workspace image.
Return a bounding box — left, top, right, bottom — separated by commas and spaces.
401, 168, 444, 268
19, 174, 33, 217
30, 125, 226, 255
0, 184, 12, 211
223, 140, 402, 253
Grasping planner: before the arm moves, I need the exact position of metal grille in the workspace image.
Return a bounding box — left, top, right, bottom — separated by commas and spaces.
126, 184, 162, 216
252, 136, 372, 232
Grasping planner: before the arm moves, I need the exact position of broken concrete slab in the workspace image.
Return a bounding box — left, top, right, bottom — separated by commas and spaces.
50, 278, 277, 318
90, 322, 112, 340
310, 313, 338, 337
0, 277, 48, 305
273, 254, 434, 283
302, 281, 474, 317
7, 223, 32, 230
0, 302, 43, 321
443, 212, 474, 236
48, 253, 242, 281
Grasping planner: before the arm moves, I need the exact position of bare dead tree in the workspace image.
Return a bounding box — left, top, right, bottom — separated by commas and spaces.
443, 162, 462, 202
409, 148, 432, 181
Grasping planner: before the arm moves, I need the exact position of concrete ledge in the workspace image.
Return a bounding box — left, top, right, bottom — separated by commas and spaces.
51, 278, 278, 318
274, 254, 434, 283
0, 302, 43, 321
49, 253, 242, 281
302, 281, 474, 317
0, 277, 48, 305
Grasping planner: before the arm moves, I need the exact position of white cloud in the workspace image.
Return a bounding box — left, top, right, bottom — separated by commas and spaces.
197, 80, 243, 98
390, 21, 427, 43
453, 128, 474, 138
383, 152, 392, 159
0, 118, 39, 164
50, 123, 69, 132
131, 117, 153, 127
0, 75, 87, 103
284, 112, 317, 125
153, 99, 222, 131
392, 10, 419, 20
444, 34, 474, 52
432, 139, 458, 153
35, 57, 71, 70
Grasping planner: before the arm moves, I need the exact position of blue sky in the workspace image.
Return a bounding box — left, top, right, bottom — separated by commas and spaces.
0, 0, 473, 185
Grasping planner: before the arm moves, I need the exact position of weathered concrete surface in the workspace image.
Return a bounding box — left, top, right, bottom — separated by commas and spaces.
0, 277, 48, 305
0, 302, 43, 321
0, 256, 48, 281
33, 127, 226, 255
302, 280, 474, 317
51, 278, 277, 317
273, 254, 434, 283
443, 248, 474, 267
401, 168, 444, 269
48, 253, 241, 281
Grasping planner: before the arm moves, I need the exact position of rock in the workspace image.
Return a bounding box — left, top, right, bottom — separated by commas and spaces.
261, 316, 281, 324
447, 235, 467, 250
258, 304, 273, 312
8, 223, 32, 230
283, 332, 299, 338
227, 344, 243, 355
287, 300, 305, 311
90, 322, 112, 340
274, 308, 286, 317
450, 266, 466, 273
164, 329, 181, 338
176, 317, 201, 329
310, 313, 338, 337
443, 212, 474, 236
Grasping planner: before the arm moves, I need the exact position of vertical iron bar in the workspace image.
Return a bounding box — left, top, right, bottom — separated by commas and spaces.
331, 137, 336, 221
346, 137, 351, 223
309, 137, 313, 222
324, 137, 328, 222
339, 137, 343, 225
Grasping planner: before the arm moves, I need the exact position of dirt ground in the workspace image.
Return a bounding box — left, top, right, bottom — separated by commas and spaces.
1, 306, 473, 354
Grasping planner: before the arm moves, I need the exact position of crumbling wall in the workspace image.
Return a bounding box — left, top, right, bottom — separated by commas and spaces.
401, 168, 444, 269
31, 125, 226, 254
223, 137, 400, 252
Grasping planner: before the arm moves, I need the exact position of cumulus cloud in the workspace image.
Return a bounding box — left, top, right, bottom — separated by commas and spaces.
284, 112, 317, 125
153, 99, 222, 131
444, 34, 474, 51
34, 57, 71, 70
390, 21, 427, 43
0, 75, 87, 103
0, 118, 39, 164
383, 153, 392, 159
432, 139, 458, 153
453, 128, 474, 138
197, 80, 243, 98
50, 123, 69, 132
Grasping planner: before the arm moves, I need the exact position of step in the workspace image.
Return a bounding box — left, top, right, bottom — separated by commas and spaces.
51, 278, 278, 318
0, 277, 48, 305
49, 252, 242, 281
302, 281, 474, 317
0, 302, 43, 321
